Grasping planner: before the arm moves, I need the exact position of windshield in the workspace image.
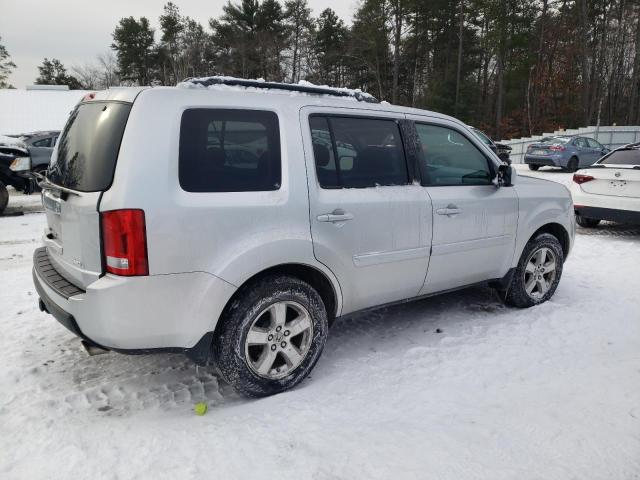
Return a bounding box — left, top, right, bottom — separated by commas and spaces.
472, 128, 493, 146
599, 149, 640, 166
48, 101, 131, 192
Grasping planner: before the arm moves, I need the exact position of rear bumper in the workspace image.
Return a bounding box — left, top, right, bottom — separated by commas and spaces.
32, 247, 236, 363
574, 206, 640, 224
524, 155, 561, 167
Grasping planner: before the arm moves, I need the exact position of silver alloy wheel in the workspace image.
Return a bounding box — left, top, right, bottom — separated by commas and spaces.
244, 301, 314, 380
524, 246, 557, 299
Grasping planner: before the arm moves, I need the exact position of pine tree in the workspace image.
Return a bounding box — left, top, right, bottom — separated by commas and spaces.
0, 36, 16, 88
35, 58, 82, 89
111, 17, 156, 85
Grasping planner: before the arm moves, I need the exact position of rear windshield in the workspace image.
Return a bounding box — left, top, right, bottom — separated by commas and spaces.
47, 102, 131, 192
599, 149, 640, 166
541, 136, 571, 144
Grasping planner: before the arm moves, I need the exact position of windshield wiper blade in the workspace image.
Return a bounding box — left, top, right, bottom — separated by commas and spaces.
34, 171, 82, 196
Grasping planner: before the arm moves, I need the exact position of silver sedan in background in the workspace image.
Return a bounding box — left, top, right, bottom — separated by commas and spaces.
525, 135, 610, 172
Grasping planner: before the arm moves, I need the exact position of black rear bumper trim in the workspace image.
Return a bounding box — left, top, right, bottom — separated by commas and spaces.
33, 247, 84, 299
575, 206, 640, 224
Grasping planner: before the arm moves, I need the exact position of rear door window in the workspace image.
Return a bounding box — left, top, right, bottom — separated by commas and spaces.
309, 115, 409, 188
48, 102, 132, 192
586, 138, 602, 149
33, 137, 52, 147
179, 109, 281, 192
415, 123, 493, 186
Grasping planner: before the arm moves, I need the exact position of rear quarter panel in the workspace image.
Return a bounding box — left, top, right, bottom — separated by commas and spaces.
99, 88, 343, 318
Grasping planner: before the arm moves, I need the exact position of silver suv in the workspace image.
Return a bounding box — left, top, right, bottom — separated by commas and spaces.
33, 79, 575, 397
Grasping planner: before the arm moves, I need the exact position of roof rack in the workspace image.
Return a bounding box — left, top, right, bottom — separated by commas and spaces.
183, 76, 379, 104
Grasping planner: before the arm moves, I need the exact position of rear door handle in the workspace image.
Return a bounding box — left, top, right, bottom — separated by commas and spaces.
436, 204, 461, 216
317, 209, 354, 223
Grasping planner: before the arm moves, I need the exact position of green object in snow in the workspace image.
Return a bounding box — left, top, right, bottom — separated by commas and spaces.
194, 402, 208, 416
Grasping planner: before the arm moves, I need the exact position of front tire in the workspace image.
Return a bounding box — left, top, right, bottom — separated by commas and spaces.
576, 215, 600, 228
504, 233, 564, 308
213, 275, 329, 398
0, 181, 8, 214
528, 164, 540, 171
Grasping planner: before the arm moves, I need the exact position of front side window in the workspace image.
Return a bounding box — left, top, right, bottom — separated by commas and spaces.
179, 109, 281, 192
587, 138, 601, 149
415, 123, 493, 186
310, 115, 409, 188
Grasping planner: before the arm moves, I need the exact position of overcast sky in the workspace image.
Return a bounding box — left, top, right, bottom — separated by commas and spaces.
1, 0, 358, 88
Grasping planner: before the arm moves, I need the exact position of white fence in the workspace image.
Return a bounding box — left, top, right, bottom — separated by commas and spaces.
499, 126, 640, 163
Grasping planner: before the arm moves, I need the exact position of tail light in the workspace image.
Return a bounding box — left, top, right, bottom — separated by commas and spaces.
101, 209, 148, 276
572, 174, 595, 184
549, 145, 565, 151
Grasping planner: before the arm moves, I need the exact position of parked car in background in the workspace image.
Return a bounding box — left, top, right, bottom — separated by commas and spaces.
8, 131, 60, 175
33, 78, 574, 398
471, 127, 512, 164
525, 135, 610, 172
570, 143, 640, 227
0, 135, 35, 214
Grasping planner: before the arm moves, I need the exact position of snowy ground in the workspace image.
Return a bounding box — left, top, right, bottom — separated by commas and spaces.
1, 178, 639, 480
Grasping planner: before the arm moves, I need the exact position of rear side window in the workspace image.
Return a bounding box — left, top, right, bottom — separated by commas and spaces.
179, 109, 281, 192
48, 102, 131, 192
415, 123, 493, 186
33, 137, 52, 147
599, 149, 640, 165
310, 115, 409, 188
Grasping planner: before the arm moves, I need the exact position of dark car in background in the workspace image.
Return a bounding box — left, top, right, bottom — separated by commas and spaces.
471, 127, 512, 164
0, 136, 36, 214
524, 135, 610, 172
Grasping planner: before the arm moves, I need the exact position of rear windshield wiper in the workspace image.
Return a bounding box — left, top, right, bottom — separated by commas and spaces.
34, 171, 82, 196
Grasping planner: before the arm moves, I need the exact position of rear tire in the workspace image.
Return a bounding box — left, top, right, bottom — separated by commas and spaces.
504, 233, 564, 308
213, 275, 329, 398
0, 181, 8, 214
566, 156, 579, 172
576, 215, 600, 228
528, 164, 540, 171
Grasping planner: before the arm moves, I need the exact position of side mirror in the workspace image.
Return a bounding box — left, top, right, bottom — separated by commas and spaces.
496, 164, 516, 187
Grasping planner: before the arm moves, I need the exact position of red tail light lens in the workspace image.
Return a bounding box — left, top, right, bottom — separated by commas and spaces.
101, 209, 148, 276
549, 145, 565, 151
572, 174, 595, 184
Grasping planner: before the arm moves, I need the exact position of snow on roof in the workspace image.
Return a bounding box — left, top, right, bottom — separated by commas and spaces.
0, 88, 90, 135
178, 76, 378, 103
0, 134, 26, 148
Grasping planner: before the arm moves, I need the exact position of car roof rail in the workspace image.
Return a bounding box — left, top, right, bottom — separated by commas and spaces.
181, 76, 380, 104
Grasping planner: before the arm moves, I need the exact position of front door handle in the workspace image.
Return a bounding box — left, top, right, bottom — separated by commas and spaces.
317, 209, 354, 223
436, 204, 461, 216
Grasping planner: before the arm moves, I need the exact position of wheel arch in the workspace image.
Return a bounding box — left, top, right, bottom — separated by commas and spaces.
216, 262, 342, 334
530, 222, 570, 258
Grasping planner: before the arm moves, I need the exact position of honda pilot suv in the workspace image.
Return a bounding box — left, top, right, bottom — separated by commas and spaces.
33, 78, 575, 397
